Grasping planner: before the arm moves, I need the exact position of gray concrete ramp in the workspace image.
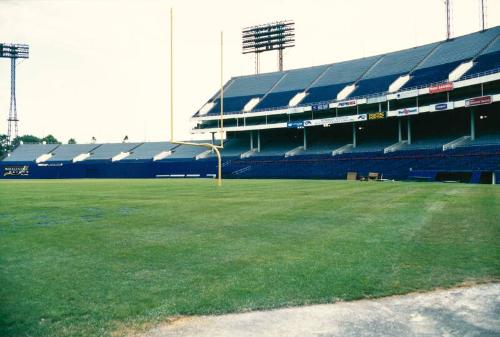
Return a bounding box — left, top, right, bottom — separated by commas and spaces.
138, 283, 499, 337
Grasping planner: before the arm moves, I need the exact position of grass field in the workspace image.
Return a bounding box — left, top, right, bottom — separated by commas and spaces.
0, 179, 499, 337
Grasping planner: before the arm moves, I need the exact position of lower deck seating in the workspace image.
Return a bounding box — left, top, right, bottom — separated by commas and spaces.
219, 138, 249, 157
2, 143, 499, 182
46, 144, 101, 162
459, 133, 500, 148
349, 141, 393, 153
125, 142, 176, 160
252, 142, 299, 157
87, 143, 142, 161
300, 141, 348, 155
3, 143, 60, 162
165, 144, 208, 159
398, 136, 460, 151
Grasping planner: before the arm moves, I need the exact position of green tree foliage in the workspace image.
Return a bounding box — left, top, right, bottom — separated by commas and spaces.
0, 134, 63, 158
68, 138, 77, 144
41, 135, 60, 144
0, 134, 11, 158
13, 135, 42, 146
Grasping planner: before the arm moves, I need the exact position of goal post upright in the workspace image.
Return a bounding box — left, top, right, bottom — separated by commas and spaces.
169, 8, 224, 186
220, 30, 224, 148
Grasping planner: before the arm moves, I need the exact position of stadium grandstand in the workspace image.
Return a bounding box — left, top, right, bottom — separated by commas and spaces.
2, 26, 500, 183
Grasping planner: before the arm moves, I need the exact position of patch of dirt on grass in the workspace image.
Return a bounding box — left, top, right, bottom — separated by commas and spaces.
112, 316, 191, 337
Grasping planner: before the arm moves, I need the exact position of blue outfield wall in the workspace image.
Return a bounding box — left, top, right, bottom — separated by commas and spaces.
1, 146, 499, 183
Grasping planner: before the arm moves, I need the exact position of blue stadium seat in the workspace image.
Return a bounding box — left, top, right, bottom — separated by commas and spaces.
208, 95, 260, 116
403, 61, 464, 88
302, 56, 381, 104
301, 83, 350, 105
402, 26, 499, 89
351, 74, 402, 97
46, 144, 101, 162
351, 42, 441, 97
255, 65, 329, 110
202, 72, 285, 115
165, 143, 209, 159
86, 143, 142, 161
467, 51, 500, 75
125, 142, 177, 160
3, 143, 60, 163
462, 35, 500, 77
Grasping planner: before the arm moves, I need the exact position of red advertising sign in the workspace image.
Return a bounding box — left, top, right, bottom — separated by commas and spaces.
429, 82, 454, 94
337, 100, 357, 108
465, 96, 492, 107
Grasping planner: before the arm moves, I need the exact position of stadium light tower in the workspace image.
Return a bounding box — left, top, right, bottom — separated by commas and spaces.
242, 21, 295, 74
0, 43, 29, 143
444, 0, 452, 40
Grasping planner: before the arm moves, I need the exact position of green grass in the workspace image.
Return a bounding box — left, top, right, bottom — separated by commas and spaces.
0, 179, 499, 337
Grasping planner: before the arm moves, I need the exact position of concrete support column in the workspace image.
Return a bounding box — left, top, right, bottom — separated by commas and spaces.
250, 131, 253, 150
257, 130, 261, 152
303, 128, 307, 151
352, 123, 357, 148
407, 117, 412, 145
470, 109, 476, 141
398, 119, 402, 142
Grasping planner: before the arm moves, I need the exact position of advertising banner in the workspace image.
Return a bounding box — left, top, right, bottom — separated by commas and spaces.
3, 165, 29, 177
367, 95, 387, 104
429, 82, 454, 94
286, 107, 308, 114
396, 89, 419, 99
311, 103, 329, 111
465, 96, 492, 107
287, 121, 304, 129
387, 107, 419, 117
337, 99, 357, 108
368, 112, 386, 120
304, 114, 367, 127
430, 102, 454, 112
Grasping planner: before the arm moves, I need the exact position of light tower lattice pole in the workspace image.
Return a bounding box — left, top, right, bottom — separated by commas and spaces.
0, 43, 29, 143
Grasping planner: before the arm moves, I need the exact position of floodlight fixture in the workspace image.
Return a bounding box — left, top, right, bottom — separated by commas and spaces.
242, 20, 295, 73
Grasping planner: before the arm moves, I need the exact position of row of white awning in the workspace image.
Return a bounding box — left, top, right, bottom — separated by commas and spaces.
34, 150, 175, 164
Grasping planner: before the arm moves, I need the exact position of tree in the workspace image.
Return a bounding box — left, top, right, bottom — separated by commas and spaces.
0, 134, 11, 158
68, 138, 77, 144
42, 134, 60, 144
12, 135, 42, 147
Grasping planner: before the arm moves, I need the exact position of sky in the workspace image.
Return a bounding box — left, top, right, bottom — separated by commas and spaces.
0, 0, 499, 144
